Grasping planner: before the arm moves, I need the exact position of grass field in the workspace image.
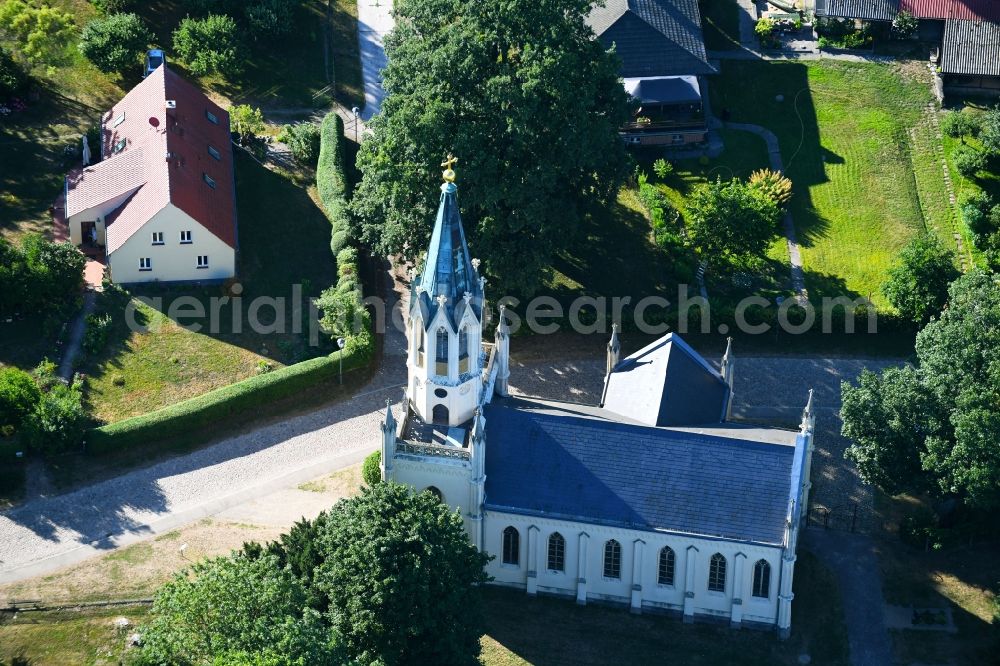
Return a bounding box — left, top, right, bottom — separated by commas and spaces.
710, 60, 942, 307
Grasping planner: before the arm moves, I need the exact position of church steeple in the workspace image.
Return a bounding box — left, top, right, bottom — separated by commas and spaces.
412, 156, 483, 328
406, 156, 487, 427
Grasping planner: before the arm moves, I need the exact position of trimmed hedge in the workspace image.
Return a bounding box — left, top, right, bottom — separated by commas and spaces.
87, 338, 373, 454
87, 109, 375, 457
318, 113, 351, 256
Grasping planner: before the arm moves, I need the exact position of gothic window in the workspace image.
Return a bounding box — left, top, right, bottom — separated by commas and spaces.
547, 533, 565, 572
658, 547, 675, 586
423, 486, 443, 502
502, 526, 519, 566
603, 539, 621, 579
458, 325, 469, 359
436, 327, 449, 363
752, 559, 771, 598
708, 553, 727, 592
415, 326, 424, 366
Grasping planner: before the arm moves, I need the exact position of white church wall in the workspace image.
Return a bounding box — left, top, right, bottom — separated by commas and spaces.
482, 511, 784, 627
392, 455, 474, 524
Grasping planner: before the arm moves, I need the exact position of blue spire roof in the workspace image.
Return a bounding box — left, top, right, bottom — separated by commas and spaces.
411, 182, 483, 328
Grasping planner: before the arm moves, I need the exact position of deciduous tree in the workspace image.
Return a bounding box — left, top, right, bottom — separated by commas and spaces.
78, 12, 150, 73
881, 233, 960, 325
686, 177, 781, 266
316, 482, 491, 665
842, 270, 1000, 509
0, 0, 75, 65
172, 13, 241, 77
352, 0, 632, 296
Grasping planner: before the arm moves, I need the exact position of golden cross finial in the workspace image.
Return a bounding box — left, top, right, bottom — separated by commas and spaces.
441, 154, 458, 183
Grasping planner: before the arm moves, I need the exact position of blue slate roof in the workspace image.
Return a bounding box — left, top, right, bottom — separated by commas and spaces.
602, 333, 730, 427
411, 182, 483, 328
484, 398, 798, 545
587, 0, 715, 78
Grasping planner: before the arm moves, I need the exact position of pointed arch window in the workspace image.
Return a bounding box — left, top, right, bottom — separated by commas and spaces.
547, 532, 565, 572
436, 327, 449, 362
502, 526, 519, 566
708, 553, 727, 592
603, 539, 621, 579
658, 547, 675, 586
752, 559, 771, 598
414, 325, 424, 367
458, 324, 469, 359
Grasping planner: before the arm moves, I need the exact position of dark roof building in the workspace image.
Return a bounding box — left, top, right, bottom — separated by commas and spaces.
942, 18, 1000, 76
816, 0, 899, 21
586, 0, 715, 77
483, 397, 799, 545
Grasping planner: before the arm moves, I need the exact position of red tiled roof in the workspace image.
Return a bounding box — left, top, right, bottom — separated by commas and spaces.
65, 147, 146, 217
69, 66, 236, 254
900, 0, 1000, 22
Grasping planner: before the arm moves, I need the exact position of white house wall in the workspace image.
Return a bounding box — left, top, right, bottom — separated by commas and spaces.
108, 203, 235, 283
67, 188, 141, 246
482, 511, 784, 628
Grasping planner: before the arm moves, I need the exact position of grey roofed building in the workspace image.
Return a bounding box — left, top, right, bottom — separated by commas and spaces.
942, 18, 1000, 76
586, 0, 715, 78
602, 333, 730, 426
624, 75, 702, 104
483, 397, 800, 545
815, 0, 899, 21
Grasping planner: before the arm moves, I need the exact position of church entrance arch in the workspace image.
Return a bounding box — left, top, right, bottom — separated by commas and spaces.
432, 404, 449, 425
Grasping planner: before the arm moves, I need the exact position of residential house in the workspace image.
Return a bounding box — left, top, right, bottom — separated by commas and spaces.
587, 0, 716, 145
816, 0, 1000, 96
63, 66, 237, 283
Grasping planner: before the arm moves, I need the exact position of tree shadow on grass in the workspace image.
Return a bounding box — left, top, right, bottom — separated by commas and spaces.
708, 60, 833, 252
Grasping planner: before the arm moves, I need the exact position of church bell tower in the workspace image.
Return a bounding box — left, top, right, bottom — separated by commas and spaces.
406, 156, 486, 426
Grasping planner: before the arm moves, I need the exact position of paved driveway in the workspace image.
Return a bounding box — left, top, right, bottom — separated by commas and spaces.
357, 0, 394, 120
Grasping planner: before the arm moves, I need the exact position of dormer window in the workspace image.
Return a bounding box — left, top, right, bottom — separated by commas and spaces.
208, 145, 221, 160
113, 112, 125, 127
205, 110, 219, 124
112, 138, 127, 154
203, 173, 216, 189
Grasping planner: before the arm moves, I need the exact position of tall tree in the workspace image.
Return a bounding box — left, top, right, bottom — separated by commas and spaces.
351, 0, 632, 296
315, 482, 491, 666
842, 270, 1000, 508
78, 12, 150, 73
133, 554, 342, 666
881, 233, 960, 325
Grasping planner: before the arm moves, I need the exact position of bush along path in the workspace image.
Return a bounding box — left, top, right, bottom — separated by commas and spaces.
57, 292, 97, 382
724, 121, 809, 300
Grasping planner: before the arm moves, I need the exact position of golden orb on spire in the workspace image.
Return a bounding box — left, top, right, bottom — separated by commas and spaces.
441, 154, 458, 183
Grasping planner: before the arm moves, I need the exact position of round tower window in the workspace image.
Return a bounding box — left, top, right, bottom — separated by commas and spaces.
434, 388, 448, 398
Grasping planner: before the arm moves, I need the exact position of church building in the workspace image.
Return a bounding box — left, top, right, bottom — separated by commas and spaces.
381, 161, 815, 638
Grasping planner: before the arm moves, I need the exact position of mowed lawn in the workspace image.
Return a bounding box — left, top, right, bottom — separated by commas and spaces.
710, 60, 939, 307
83, 152, 338, 424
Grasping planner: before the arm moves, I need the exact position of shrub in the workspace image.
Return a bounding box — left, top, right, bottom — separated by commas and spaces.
278, 122, 321, 166
0, 367, 41, 430
172, 14, 242, 77
229, 103, 267, 159
652, 158, 672, 179
362, 450, 381, 486
980, 106, 1000, 156
317, 112, 353, 261
0, 45, 27, 98
23, 382, 87, 456
79, 13, 150, 73
952, 144, 986, 179
960, 190, 993, 238
82, 312, 112, 355
881, 234, 960, 325
244, 0, 294, 41
749, 168, 793, 208
755, 17, 778, 48
892, 10, 918, 38
90, 0, 136, 13
941, 109, 981, 140
20, 234, 86, 311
